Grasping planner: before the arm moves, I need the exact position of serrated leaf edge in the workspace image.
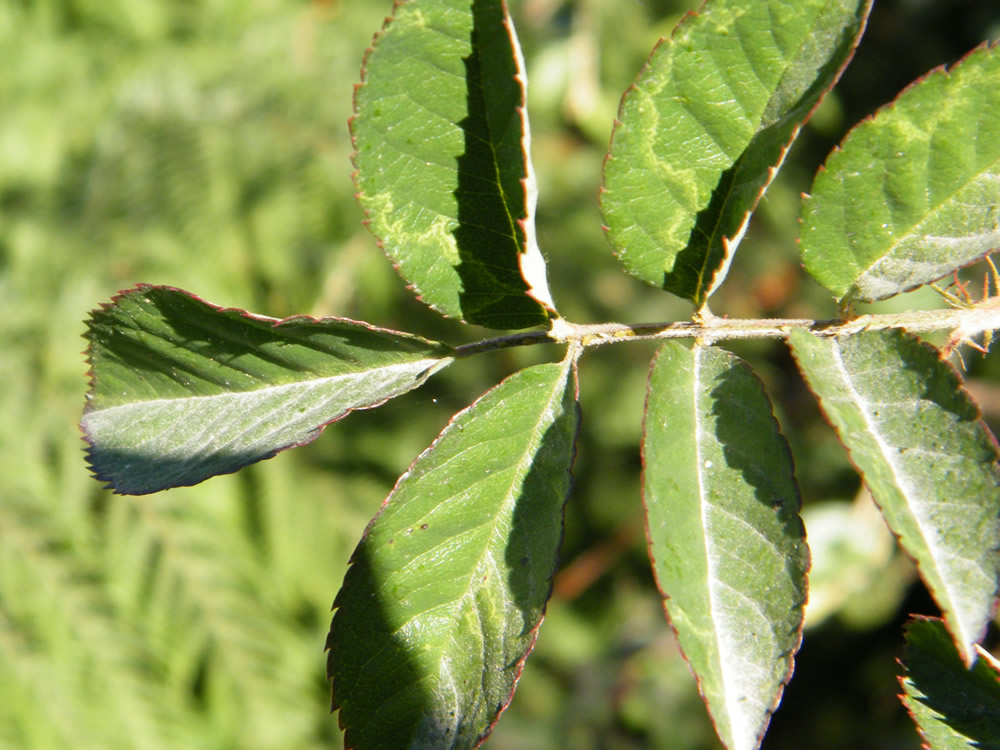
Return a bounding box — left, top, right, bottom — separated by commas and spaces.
328, 351, 581, 749
641, 342, 807, 750
603, 0, 871, 307
788, 330, 1000, 665
803, 41, 1000, 304
348, 0, 553, 328
80, 283, 452, 495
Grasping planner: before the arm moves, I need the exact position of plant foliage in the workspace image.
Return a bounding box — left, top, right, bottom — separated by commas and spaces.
82, 285, 454, 494
900, 616, 1000, 749
602, 0, 871, 306
643, 342, 808, 750
68, 0, 1000, 748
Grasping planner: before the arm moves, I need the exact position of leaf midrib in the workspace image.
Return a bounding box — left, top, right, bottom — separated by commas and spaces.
692, 348, 743, 738
411, 364, 568, 665
826, 340, 962, 635
86, 359, 443, 412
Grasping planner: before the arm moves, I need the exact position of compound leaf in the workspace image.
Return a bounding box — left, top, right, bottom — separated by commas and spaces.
328, 356, 579, 750
81, 285, 453, 495
801, 43, 1000, 304
602, 0, 870, 306
352, 0, 552, 329
900, 617, 1000, 750
643, 342, 808, 750
789, 328, 1000, 664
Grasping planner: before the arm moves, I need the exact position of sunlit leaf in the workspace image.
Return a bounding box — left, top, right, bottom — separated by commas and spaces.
900, 616, 1000, 749
81, 285, 453, 494
789, 328, 1000, 664
352, 0, 552, 328
801, 44, 1000, 303
328, 356, 579, 750
643, 342, 808, 750
602, 0, 870, 306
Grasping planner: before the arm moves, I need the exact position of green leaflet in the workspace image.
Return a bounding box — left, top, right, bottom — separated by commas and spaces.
900, 617, 1000, 749
788, 328, 1000, 664
801, 44, 1000, 304
327, 356, 579, 750
81, 286, 453, 495
602, 0, 870, 306
352, 0, 552, 329
643, 342, 807, 750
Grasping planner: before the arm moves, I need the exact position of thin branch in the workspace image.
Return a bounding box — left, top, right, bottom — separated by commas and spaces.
452, 303, 1000, 357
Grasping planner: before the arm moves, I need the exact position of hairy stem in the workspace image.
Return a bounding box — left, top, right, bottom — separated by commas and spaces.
453, 303, 1000, 357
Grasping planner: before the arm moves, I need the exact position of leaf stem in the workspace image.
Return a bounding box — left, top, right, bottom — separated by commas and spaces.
452, 304, 1000, 357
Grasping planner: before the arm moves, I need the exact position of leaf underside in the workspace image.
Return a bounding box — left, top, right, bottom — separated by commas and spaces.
789, 328, 1000, 664
801, 43, 1000, 303
602, 0, 871, 306
352, 0, 550, 329
643, 342, 808, 750
328, 357, 579, 750
900, 617, 1000, 750
81, 285, 453, 494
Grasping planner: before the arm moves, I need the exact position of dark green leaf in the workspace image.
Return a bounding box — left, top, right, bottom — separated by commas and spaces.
900, 617, 1000, 750
801, 44, 1000, 303
602, 0, 870, 306
643, 342, 808, 750
352, 0, 552, 328
327, 356, 579, 750
789, 328, 1000, 664
81, 286, 452, 494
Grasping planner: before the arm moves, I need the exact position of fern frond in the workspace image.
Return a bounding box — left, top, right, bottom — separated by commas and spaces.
0, 498, 210, 750
99, 485, 326, 749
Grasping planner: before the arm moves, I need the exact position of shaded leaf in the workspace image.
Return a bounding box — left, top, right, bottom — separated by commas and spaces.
327, 356, 579, 750
352, 0, 552, 329
900, 616, 1000, 749
643, 342, 808, 750
801, 43, 1000, 303
602, 0, 870, 306
788, 328, 1000, 664
81, 285, 453, 494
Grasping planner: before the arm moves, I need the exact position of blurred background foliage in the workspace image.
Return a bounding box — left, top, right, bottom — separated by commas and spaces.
2, 0, 999, 748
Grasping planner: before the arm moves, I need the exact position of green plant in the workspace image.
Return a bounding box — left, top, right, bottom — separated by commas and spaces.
79, 0, 1000, 748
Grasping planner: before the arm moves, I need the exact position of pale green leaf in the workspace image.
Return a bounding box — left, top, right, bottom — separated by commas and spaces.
602, 0, 870, 306
800, 494, 908, 630
643, 342, 808, 750
788, 328, 1000, 664
352, 0, 551, 328
81, 285, 453, 495
900, 617, 1000, 750
801, 44, 1000, 303
327, 356, 579, 750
